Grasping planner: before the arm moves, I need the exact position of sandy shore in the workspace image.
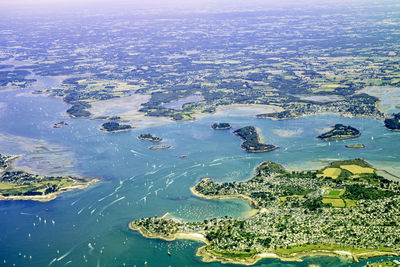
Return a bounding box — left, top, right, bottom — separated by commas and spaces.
130, 202, 399, 266
1, 153, 99, 202
128, 225, 400, 266
0, 178, 99, 202
89, 96, 286, 129
99, 125, 133, 133
129, 223, 208, 244
194, 104, 284, 120
88, 94, 173, 128
190, 183, 259, 209
195, 246, 399, 265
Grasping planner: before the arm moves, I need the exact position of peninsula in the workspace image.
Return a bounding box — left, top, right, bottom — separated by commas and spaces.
233, 126, 278, 153
138, 133, 162, 142
317, 124, 360, 141
130, 159, 400, 265
100, 122, 133, 133
0, 154, 97, 202
211, 123, 232, 130
384, 113, 400, 131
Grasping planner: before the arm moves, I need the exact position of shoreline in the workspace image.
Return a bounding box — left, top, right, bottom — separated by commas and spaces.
1, 154, 100, 202
130, 220, 399, 265
240, 145, 280, 153
233, 129, 279, 153
129, 223, 208, 244
317, 132, 361, 141
257, 111, 384, 121
99, 125, 133, 133
127, 184, 400, 265
0, 178, 99, 202
190, 184, 259, 210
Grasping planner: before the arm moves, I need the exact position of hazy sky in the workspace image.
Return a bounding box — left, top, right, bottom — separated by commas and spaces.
0, 0, 385, 16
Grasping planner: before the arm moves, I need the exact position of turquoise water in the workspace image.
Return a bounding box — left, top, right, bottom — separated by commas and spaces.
1, 80, 400, 266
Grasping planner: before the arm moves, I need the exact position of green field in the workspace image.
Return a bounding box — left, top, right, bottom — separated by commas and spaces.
322, 198, 345, 208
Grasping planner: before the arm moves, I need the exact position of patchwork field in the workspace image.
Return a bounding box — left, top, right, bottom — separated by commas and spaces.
317, 168, 342, 179
340, 165, 374, 174
322, 198, 345, 208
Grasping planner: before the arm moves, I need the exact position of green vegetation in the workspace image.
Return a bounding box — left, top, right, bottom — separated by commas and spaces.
317, 124, 360, 141
0, 70, 36, 88
257, 95, 383, 121
6, 3, 396, 121
346, 144, 365, 149
138, 133, 162, 142
384, 113, 400, 131
101, 122, 132, 133
0, 154, 10, 170
149, 145, 171, 150
343, 184, 396, 200
131, 159, 400, 264
364, 261, 398, 267
233, 126, 278, 153
0, 154, 93, 199
211, 123, 232, 130
66, 101, 91, 118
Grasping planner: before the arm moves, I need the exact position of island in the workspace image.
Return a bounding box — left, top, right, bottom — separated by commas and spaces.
233, 126, 278, 153
138, 133, 163, 142
317, 124, 360, 141
211, 123, 232, 130
0, 154, 97, 202
384, 113, 400, 131
346, 144, 366, 149
100, 122, 133, 133
130, 158, 400, 265
149, 145, 171, 150
53, 121, 68, 128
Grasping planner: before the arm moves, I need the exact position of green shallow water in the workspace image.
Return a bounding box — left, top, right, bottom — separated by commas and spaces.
0, 79, 400, 266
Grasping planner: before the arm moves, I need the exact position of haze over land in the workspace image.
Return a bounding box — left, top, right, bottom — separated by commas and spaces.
2, 0, 399, 15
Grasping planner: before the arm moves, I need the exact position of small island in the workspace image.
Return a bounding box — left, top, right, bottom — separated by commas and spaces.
0, 154, 97, 202
346, 144, 366, 149
211, 123, 232, 130
53, 121, 68, 128
100, 122, 133, 133
233, 126, 278, 153
384, 113, 400, 131
317, 124, 360, 141
149, 145, 171, 150
138, 133, 162, 142
130, 159, 400, 265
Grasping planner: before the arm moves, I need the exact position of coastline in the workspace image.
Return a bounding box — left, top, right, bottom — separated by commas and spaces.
257, 111, 384, 121
317, 132, 361, 141
190, 184, 259, 210
128, 167, 400, 265
129, 223, 208, 244
1, 153, 100, 202
240, 145, 279, 153
0, 178, 99, 202
99, 125, 133, 133
130, 219, 399, 266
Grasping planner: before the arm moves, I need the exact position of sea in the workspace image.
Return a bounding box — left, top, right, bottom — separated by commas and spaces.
0, 76, 399, 267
